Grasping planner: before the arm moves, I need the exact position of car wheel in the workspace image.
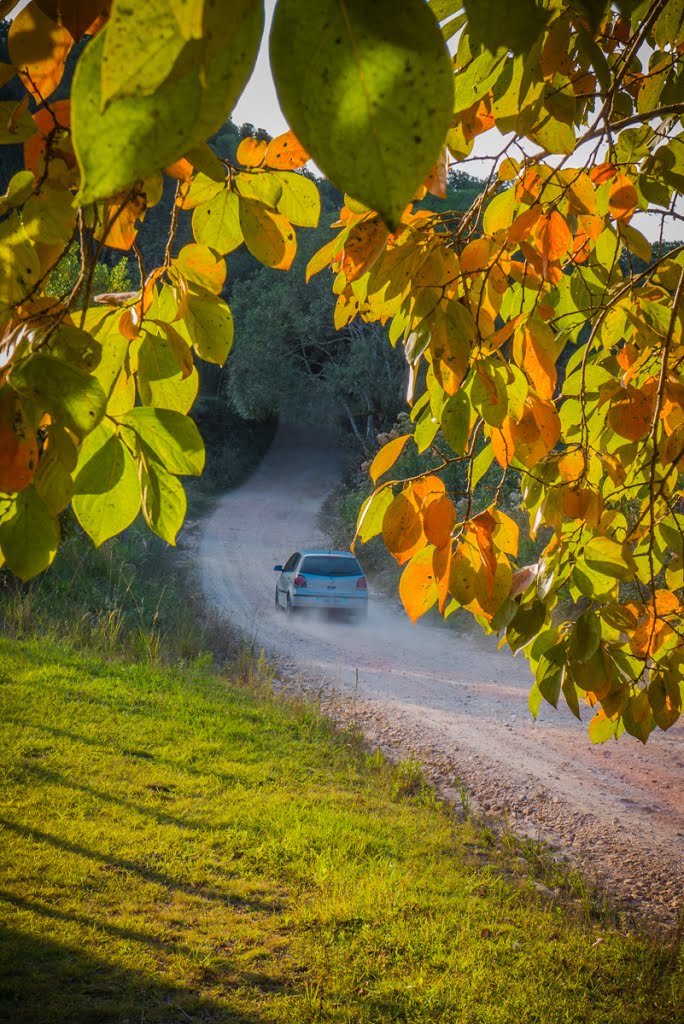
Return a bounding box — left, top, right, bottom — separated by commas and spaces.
355, 605, 368, 623
286, 594, 296, 616
275, 588, 280, 610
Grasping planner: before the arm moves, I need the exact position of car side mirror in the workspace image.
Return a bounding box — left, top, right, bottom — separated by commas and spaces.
273, 565, 283, 572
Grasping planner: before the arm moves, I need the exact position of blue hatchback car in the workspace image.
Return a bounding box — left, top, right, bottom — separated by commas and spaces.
274, 549, 368, 620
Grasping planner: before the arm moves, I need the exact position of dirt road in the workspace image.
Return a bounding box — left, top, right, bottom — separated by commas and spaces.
198, 427, 684, 927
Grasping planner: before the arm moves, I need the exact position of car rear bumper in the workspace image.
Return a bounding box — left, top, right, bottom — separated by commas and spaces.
291, 592, 368, 610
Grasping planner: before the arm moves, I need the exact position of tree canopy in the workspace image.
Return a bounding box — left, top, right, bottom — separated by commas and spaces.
1, 0, 684, 742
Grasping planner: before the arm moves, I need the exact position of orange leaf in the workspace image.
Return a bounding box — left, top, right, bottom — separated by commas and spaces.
264, 129, 309, 170
96, 192, 147, 251
236, 137, 267, 168
654, 590, 679, 616
535, 210, 571, 262
469, 510, 497, 586
423, 146, 448, 199
590, 162, 617, 185
165, 157, 194, 182
119, 307, 140, 340
558, 448, 585, 482
383, 491, 425, 565
562, 486, 601, 525
409, 475, 446, 509
342, 216, 389, 281
508, 395, 560, 469
519, 319, 557, 400
35, 1, 111, 41
507, 204, 543, 244
461, 96, 495, 142
24, 98, 71, 174
0, 387, 38, 492
607, 386, 653, 441
460, 237, 491, 274
400, 545, 439, 623
369, 434, 411, 484
609, 174, 638, 223
9, 3, 73, 103
423, 494, 456, 549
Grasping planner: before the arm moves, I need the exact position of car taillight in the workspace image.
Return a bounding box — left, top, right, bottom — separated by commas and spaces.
294, 574, 306, 587
356, 577, 367, 589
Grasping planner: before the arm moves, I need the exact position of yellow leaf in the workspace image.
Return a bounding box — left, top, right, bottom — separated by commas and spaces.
238, 197, 296, 270
9, 2, 73, 103
236, 137, 267, 167
369, 434, 411, 484
400, 545, 439, 623
173, 244, 226, 295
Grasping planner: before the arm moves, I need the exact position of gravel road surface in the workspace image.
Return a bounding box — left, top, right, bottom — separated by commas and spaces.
198, 427, 684, 928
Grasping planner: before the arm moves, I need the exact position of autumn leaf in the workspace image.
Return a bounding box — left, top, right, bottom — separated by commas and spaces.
9, 2, 73, 103
237, 136, 267, 167
264, 129, 310, 169
0, 387, 38, 492
400, 545, 439, 622
369, 434, 411, 484
382, 490, 425, 565
609, 174, 638, 222
423, 494, 456, 549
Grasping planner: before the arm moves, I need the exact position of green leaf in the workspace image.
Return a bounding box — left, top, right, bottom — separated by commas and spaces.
237, 170, 283, 208
471, 443, 494, 490
72, 3, 264, 203
100, 0, 187, 108
73, 422, 141, 546
506, 599, 546, 653
588, 709, 619, 744
569, 610, 602, 662
117, 407, 205, 476
0, 100, 36, 144
270, 0, 453, 229
537, 643, 565, 708
137, 328, 199, 414
21, 189, 77, 246
583, 536, 634, 579
440, 391, 470, 455
274, 170, 321, 227
0, 488, 59, 580
528, 680, 543, 719
0, 171, 35, 216
357, 485, 395, 544
465, 0, 550, 54
180, 285, 234, 364
10, 354, 107, 437
0, 212, 40, 306
192, 188, 244, 254
141, 457, 187, 545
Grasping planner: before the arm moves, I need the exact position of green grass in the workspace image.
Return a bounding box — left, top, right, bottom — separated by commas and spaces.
0, 638, 681, 1024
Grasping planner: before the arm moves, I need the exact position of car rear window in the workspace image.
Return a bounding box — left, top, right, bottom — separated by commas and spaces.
299, 555, 362, 577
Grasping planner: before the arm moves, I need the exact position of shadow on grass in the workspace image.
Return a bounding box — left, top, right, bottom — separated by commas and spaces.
0, 818, 279, 915
0, 922, 274, 1024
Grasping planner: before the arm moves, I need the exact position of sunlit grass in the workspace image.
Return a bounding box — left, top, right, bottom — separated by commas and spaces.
0, 637, 681, 1023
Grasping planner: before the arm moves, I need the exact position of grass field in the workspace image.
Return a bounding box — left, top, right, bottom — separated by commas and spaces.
0, 636, 681, 1024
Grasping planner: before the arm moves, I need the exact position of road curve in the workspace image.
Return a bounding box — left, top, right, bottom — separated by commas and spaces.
198, 426, 684, 926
